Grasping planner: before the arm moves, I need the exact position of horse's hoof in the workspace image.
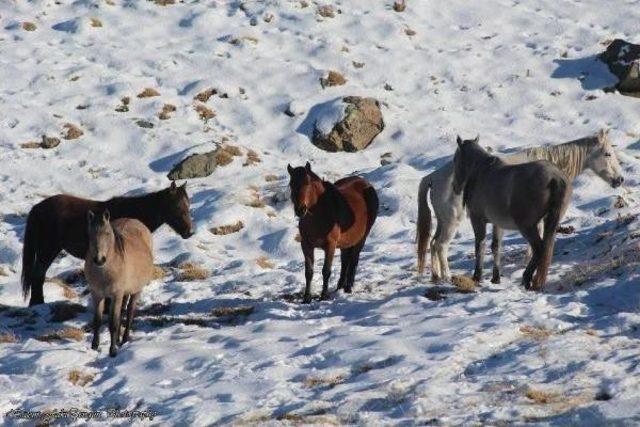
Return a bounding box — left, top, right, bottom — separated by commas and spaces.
491, 276, 501, 284
302, 296, 312, 304
109, 348, 117, 358
91, 343, 99, 351
320, 293, 330, 301
344, 288, 353, 294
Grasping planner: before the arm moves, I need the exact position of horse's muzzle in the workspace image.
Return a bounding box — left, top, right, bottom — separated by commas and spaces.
181, 229, 194, 239
294, 205, 309, 218
93, 256, 107, 267
612, 176, 624, 188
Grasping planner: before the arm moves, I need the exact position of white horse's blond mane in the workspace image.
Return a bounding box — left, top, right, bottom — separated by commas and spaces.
507, 136, 598, 181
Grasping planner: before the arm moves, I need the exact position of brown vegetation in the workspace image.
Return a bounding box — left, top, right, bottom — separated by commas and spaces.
210, 221, 244, 236
68, 369, 94, 386
177, 262, 210, 281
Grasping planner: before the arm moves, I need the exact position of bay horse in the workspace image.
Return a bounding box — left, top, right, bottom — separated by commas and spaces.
287, 162, 378, 303
22, 182, 193, 306
452, 136, 572, 290
417, 129, 623, 281
85, 210, 154, 357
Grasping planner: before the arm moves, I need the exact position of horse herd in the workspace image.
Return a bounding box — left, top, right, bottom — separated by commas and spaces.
17, 130, 623, 356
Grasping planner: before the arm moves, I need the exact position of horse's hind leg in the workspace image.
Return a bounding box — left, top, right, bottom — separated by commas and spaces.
437, 217, 460, 282
470, 216, 487, 283
345, 240, 366, 293
91, 296, 105, 351
430, 224, 442, 282
491, 225, 504, 284
321, 242, 336, 301
108, 293, 124, 357
519, 225, 543, 290
28, 246, 60, 306
337, 248, 353, 290
121, 293, 140, 345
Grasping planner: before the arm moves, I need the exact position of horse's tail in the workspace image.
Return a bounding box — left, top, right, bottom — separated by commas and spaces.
416, 174, 433, 275
533, 176, 571, 290
21, 207, 40, 301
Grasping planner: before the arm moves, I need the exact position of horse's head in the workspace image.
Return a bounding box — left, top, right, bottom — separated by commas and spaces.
585, 129, 624, 188
452, 135, 481, 195
287, 162, 319, 218
87, 210, 114, 267
164, 181, 194, 239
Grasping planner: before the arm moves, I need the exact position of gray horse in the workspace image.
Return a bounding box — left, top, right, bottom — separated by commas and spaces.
417, 129, 624, 281
451, 136, 572, 290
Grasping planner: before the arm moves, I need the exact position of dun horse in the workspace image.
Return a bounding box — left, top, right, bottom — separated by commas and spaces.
452, 136, 572, 290
85, 210, 154, 357
22, 182, 193, 306
417, 129, 623, 281
287, 163, 378, 303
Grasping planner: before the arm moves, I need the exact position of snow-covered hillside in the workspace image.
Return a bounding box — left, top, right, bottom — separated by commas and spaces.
1, 0, 639, 425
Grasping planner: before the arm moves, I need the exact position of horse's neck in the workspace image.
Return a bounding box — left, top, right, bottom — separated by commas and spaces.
104, 192, 165, 232
523, 142, 589, 181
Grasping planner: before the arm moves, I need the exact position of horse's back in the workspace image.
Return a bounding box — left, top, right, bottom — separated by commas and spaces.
333, 176, 378, 246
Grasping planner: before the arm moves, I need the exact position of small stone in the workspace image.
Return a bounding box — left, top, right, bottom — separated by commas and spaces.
62, 123, 83, 140
317, 5, 335, 18
136, 120, 154, 129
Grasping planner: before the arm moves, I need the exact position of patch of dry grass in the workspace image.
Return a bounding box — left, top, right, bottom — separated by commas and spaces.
256, 256, 274, 269
243, 149, 261, 166
244, 192, 266, 208
177, 262, 210, 281
194, 88, 217, 103
137, 87, 160, 98
90, 17, 103, 28
68, 369, 94, 387
451, 275, 476, 292
393, 0, 407, 12
520, 325, 553, 341
22, 22, 37, 31
47, 278, 78, 299
320, 70, 346, 88
37, 327, 85, 343
152, 265, 168, 280
212, 305, 254, 318
158, 103, 176, 120
303, 373, 346, 389
210, 221, 244, 236
0, 330, 19, 344
525, 387, 561, 404
264, 174, 279, 182
154, 0, 176, 5
194, 103, 216, 121
20, 141, 42, 149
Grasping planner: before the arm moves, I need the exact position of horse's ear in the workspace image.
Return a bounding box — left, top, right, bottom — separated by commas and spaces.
473, 135, 480, 143
181, 181, 187, 189
287, 164, 293, 175
305, 161, 311, 172
456, 135, 463, 147
170, 181, 177, 192
103, 210, 110, 223
87, 210, 95, 223
597, 128, 609, 144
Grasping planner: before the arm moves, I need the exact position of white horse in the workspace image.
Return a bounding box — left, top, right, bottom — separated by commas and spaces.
417, 129, 624, 281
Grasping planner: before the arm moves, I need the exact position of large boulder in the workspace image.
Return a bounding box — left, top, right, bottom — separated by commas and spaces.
312, 96, 384, 152
167, 145, 242, 180
600, 39, 640, 95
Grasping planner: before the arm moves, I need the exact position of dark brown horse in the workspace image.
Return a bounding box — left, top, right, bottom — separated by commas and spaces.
287, 162, 378, 303
22, 182, 193, 306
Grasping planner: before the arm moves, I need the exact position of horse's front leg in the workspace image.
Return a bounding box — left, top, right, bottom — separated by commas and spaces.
491, 225, 504, 284
302, 242, 314, 304
109, 292, 124, 357
471, 216, 487, 283
91, 295, 104, 351
321, 241, 336, 300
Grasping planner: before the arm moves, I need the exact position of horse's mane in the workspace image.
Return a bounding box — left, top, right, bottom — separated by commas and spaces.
112, 226, 126, 256
518, 136, 595, 181
462, 154, 499, 208
322, 180, 355, 230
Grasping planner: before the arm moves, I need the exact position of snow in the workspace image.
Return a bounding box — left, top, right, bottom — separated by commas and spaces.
0, 0, 639, 425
